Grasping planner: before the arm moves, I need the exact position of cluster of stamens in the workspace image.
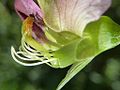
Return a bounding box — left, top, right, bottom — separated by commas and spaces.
11, 37, 57, 67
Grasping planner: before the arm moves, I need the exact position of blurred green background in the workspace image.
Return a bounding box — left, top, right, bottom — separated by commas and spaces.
0, 0, 120, 90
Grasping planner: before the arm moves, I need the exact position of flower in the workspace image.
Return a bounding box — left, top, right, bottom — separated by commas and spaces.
12, 0, 111, 67
11, 0, 113, 89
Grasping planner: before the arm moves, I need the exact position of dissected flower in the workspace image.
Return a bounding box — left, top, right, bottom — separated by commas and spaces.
11, 0, 120, 90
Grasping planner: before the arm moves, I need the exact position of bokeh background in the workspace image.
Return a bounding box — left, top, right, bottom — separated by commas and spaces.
0, 0, 120, 90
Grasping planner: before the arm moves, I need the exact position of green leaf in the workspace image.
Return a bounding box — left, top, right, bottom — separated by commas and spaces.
56, 16, 120, 90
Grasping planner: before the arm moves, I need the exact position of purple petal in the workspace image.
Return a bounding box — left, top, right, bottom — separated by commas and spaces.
32, 22, 47, 44
14, 0, 43, 20
15, 0, 47, 44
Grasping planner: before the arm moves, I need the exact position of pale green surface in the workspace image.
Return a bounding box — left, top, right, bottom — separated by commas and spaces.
56, 16, 120, 90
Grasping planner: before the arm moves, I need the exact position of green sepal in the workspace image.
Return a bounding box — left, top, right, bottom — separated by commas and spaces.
56, 16, 120, 90
53, 38, 81, 68
77, 16, 120, 60
45, 29, 80, 46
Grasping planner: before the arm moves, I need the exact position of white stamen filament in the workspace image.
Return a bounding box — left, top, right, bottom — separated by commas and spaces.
11, 46, 56, 66
21, 42, 42, 56
11, 31, 57, 67
20, 36, 41, 56
23, 43, 35, 51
